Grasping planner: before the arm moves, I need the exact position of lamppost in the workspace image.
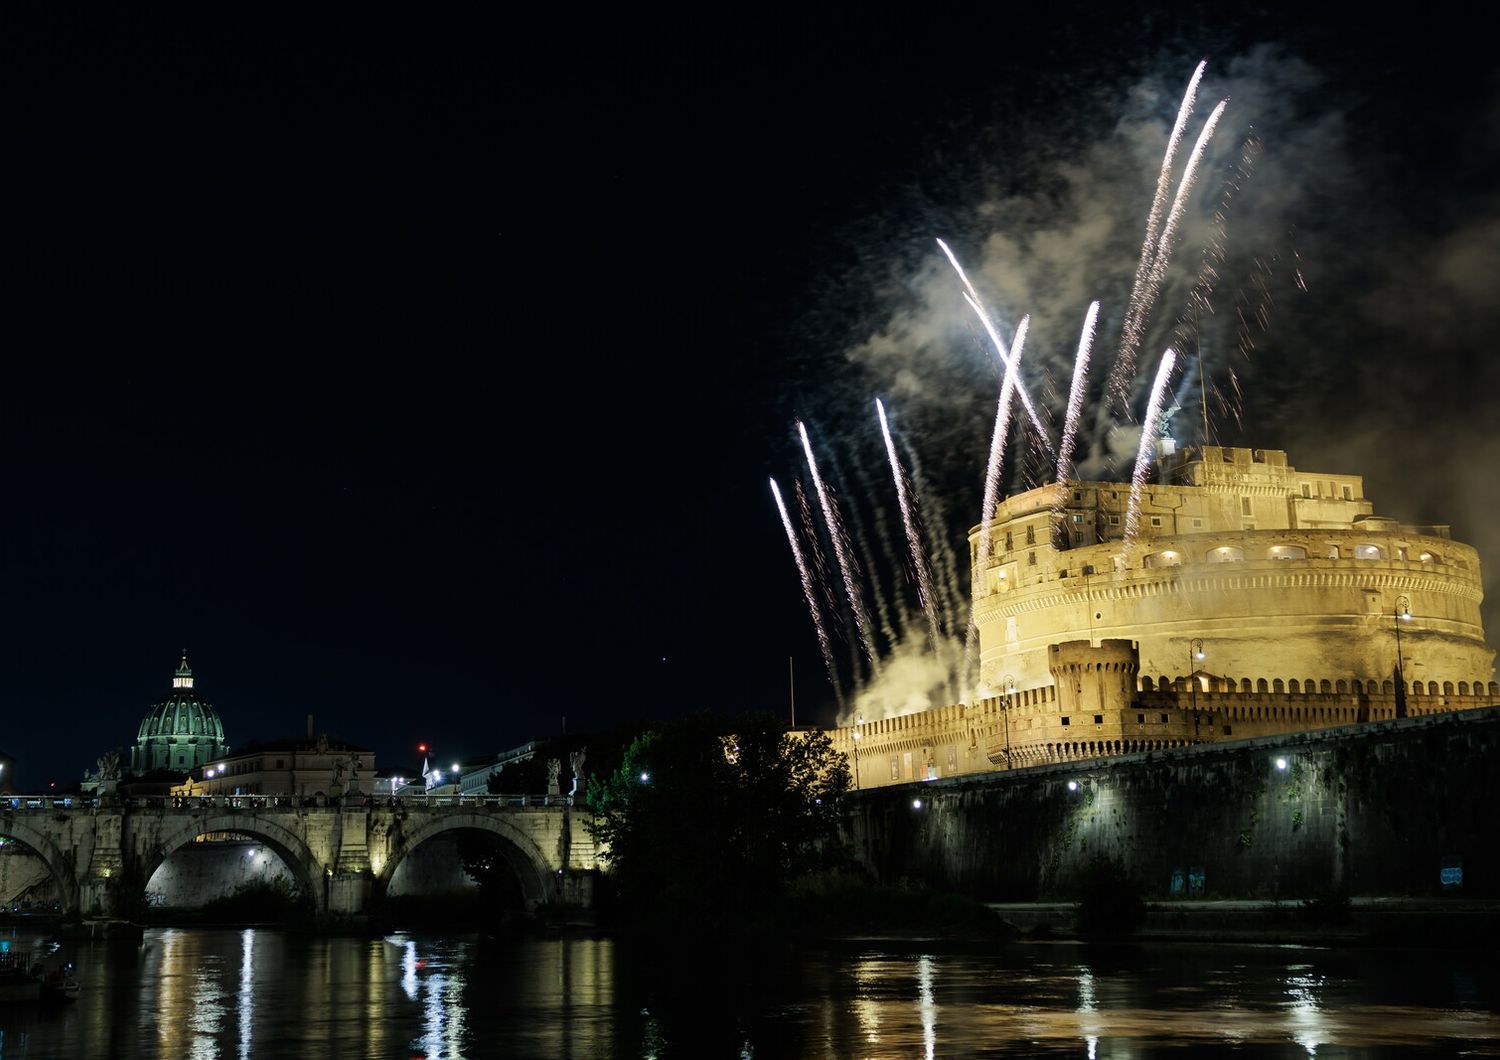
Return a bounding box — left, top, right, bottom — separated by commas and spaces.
1189, 638, 1205, 740
852, 715, 863, 790
1394, 595, 1411, 718
1000, 675, 1016, 769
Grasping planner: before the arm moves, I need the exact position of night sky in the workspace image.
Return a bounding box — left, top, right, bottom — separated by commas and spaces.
2, 10, 1497, 789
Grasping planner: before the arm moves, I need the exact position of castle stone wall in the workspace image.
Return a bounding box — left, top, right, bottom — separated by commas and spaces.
844, 705, 1500, 900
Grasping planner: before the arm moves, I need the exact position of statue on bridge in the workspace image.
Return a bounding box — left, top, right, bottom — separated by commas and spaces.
569, 747, 587, 797
547, 758, 562, 796
96, 751, 121, 781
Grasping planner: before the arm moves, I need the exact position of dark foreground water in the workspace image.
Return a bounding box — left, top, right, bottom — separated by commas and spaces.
0, 926, 1497, 1058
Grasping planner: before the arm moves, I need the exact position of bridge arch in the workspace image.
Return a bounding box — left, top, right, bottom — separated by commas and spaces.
0, 818, 80, 914
375, 812, 554, 909
139, 814, 326, 915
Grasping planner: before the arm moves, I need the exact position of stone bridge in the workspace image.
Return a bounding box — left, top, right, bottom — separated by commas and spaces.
0, 794, 600, 918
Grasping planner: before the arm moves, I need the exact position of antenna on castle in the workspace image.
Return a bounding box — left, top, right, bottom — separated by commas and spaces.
788, 656, 796, 729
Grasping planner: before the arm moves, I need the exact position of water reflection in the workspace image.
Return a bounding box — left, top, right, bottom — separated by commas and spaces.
0, 929, 1495, 1057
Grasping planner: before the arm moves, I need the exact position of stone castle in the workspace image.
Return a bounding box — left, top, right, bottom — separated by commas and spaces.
827, 445, 1497, 789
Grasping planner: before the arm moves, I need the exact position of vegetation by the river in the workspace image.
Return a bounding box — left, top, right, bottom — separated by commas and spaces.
587, 712, 852, 941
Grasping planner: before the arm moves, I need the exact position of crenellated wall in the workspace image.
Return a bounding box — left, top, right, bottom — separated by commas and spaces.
826, 639, 1500, 791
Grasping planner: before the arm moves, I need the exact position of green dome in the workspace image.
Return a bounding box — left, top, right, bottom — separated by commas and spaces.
130, 655, 229, 774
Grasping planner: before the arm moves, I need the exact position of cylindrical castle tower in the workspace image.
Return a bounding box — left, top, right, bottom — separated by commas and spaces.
970, 446, 1495, 696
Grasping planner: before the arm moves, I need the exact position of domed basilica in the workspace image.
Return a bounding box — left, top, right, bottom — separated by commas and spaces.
130, 655, 228, 773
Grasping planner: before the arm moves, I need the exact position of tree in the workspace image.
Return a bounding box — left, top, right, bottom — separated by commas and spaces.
587, 712, 851, 939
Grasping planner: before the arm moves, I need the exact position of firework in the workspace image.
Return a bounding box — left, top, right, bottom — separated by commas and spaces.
876, 399, 944, 658
770, 478, 844, 706
1122, 349, 1179, 550
1055, 300, 1100, 485
964, 315, 1030, 683
937, 238, 1052, 446
1109, 61, 1207, 410
798, 420, 883, 675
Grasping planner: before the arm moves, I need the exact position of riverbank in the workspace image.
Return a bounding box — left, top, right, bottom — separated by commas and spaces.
985, 897, 1500, 947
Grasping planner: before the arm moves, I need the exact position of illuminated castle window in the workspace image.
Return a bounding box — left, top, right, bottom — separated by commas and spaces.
1208, 546, 1245, 562
1268, 545, 1307, 560
1355, 544, 1384, 560
1143, 551, 1181, 568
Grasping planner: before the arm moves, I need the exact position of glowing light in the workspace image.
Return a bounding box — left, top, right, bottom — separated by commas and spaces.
936, 239, 1050, 444
1055, 301, 1100, 486
876, 399, 944, 662
912, 798, 923, 810
639, 772, 650, 783
417, 744, 428, 753
1067, 780, 1079, 792
770, 477, 842, 702
1276, 757, 1288, 771
798, 420, 881, 676
1111, 61, 1208, 408
450, 763, 460, 774
1122, 348, 1178, 550
966, 314, 1030, 684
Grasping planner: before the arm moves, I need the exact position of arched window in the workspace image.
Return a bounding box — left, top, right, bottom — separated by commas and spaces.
1419, 551, 1438, 563
1257, 678, 1269, 693
1142, 676, 1154, 691
1382, 681, 1393, 694
1326, 545, 1340, 559
1288, 679, 1300, 693
1490, 682, 1499, 696
1320, 679, 1333, 694
1354, 544, 1384, 560
1208, 546, 1245, 563
1241, 678, 1253, 693
1307, 677, 1318, 694
1144, 551, 1182, 568
1443, 682, 1455, 696
1268, 545, 1307, 560
1336, 680, 1348, 693
1459, 681, 1470, 695
1273, 679, 1285, 693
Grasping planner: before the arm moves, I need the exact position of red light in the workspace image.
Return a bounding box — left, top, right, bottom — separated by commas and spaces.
418, 744, 428, 753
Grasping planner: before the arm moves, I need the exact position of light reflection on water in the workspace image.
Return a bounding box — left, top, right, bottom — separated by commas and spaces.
0, 928, 1494, 1057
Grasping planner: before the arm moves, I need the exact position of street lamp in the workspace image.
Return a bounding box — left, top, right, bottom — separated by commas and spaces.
1189, 638, 1205, 740
1000, 675, 1016, 770
1394, 595, 1412, 718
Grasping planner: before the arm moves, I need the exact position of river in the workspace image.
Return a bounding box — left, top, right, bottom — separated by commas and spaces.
0, 926, 1496, 1057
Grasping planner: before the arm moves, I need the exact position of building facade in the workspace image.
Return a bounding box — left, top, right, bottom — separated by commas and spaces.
171, 735, 375, 798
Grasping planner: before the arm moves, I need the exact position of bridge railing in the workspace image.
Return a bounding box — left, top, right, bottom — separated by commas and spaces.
2, 793, 575, 812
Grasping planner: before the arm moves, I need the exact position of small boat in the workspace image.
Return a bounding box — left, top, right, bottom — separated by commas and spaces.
41, 962, 80, 1003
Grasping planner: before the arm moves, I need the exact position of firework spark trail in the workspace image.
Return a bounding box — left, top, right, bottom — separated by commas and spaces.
1149, 99, 1229, 287
1122, 349, 1178, 551
798, 420, 882, 677
1172, 133, 1261, 444
899, 434, 966, 630
963, 315, 1030, 685
936, 239, 1052, 448
770, 478, 845, 708
877, 400, 944, 656
795, 478, 855, 677
1109, 61, 1207, 411
1055, 301, 1100, 486
840, 447, 913, 648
